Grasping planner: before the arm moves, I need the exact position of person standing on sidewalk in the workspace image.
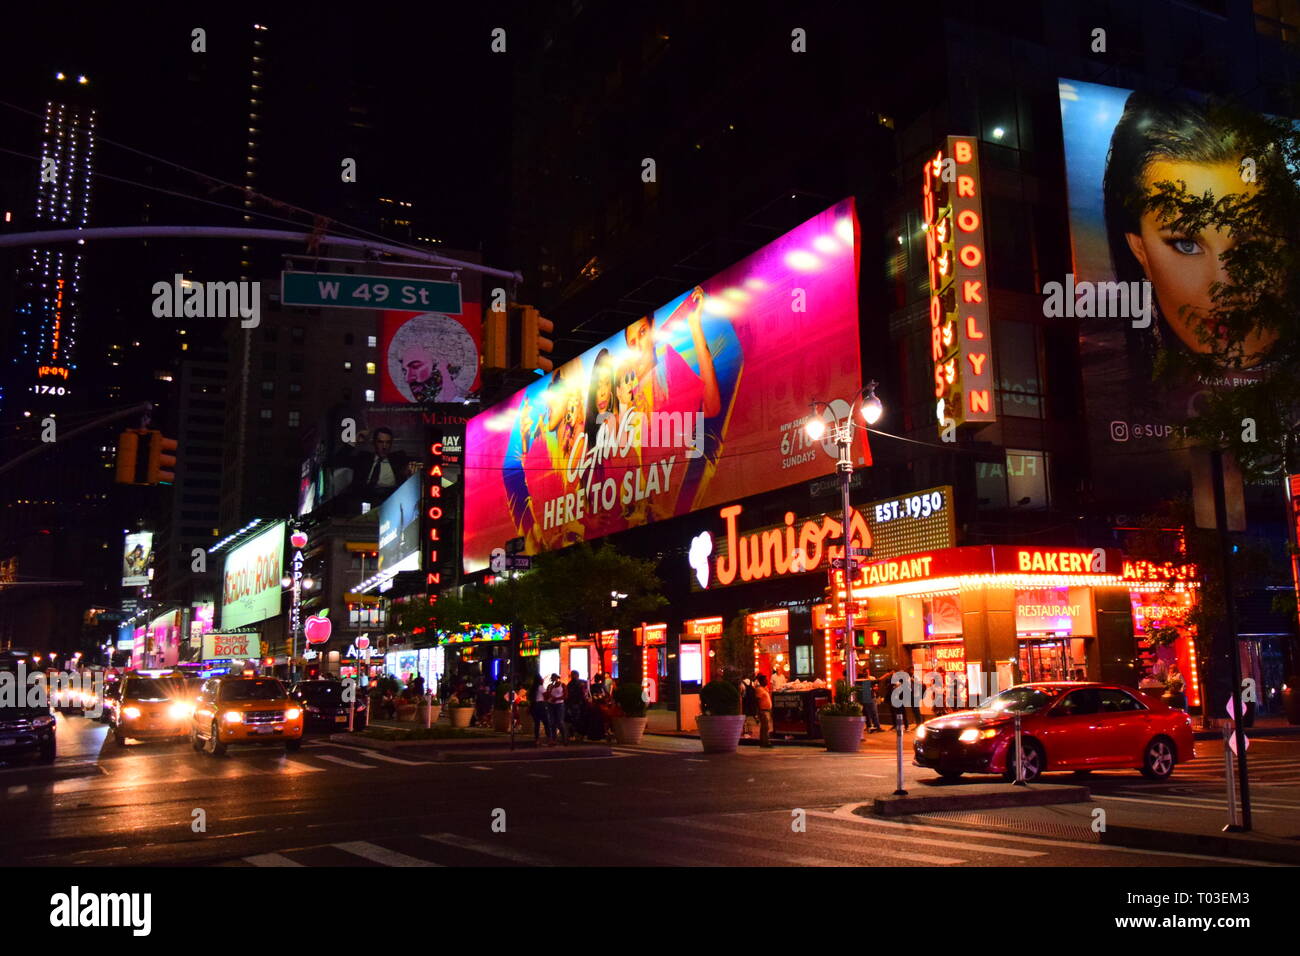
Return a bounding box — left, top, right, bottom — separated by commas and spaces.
530, 675, 551, 745
857, 667, 883, 733
566, 669, 590, 742
755, 673, 774, 748
545, 674, 568, 745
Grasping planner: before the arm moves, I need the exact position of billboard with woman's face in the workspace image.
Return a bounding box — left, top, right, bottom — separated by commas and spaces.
1058, 79, 1278, 502
463, 199, 864, 571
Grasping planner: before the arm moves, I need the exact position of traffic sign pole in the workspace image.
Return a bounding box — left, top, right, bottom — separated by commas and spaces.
1212, 449, 1251, 831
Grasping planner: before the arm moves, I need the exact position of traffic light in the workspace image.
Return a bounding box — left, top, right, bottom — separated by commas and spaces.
114, 430, 143, 484
520, 304, 554, 374
483, 305, 507, 371
145, 430, 178, 485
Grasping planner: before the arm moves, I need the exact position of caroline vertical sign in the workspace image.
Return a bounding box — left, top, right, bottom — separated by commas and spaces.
923, 135, 995, 430
423, 419, 466, 601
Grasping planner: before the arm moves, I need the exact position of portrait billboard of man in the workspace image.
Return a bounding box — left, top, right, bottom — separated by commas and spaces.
379, 306, 482, 405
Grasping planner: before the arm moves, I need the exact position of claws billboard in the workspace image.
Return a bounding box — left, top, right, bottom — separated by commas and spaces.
463, 199, 864, 571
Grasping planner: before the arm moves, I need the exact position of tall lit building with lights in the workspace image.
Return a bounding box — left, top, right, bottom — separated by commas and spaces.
8, 72, 95, 410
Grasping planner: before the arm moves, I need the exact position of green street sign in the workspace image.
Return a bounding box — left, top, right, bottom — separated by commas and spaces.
281, 271, 462, 312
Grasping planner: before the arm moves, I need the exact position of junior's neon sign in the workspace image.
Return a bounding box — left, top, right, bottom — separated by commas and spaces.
711, 504, 872, 587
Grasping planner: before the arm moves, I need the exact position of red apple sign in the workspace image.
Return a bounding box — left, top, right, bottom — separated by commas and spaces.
304, 608, 332, 645
291, 531, 308, 549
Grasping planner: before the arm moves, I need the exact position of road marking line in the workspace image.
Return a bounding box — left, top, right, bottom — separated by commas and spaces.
666, 818, 964, 865
1097, 794, 1274, 813
277, 758, 326, 774
468, 765, 493, 771
7, 784, 29, 795
314, 754, 375, 769
581, 781, 609, 786
351, 749, 432, 766
699, 814, 1040, 859
816, 803, 1284, 866
422, 833, 551, 865
243, 853, 305, 867
335, 840, 441, 867
525, 773, 550, 778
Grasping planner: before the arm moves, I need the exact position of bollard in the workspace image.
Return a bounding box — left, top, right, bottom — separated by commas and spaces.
1013, 717, 1024, 785
1223, 724, 1241, 832
893, 713, 908, 795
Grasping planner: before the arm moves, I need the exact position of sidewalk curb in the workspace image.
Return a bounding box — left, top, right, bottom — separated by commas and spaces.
435, 745, 612, 762
896, 810, 1300, 865
873, 784, 1091, 816
327, 732, 518, 750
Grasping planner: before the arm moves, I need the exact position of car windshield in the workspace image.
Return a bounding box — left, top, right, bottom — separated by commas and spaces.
124, 678, 179, 701
978, 686, 1063, 715
297, 683, 342, 702
219, 679, 286, 702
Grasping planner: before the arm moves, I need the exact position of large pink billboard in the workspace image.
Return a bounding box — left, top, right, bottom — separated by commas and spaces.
463, 199, 863, 571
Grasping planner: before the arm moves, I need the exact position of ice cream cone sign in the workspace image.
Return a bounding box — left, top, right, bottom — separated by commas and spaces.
305, 608, 333, 645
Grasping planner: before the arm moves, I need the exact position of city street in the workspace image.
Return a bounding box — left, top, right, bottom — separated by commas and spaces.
0, 713, 1290, 868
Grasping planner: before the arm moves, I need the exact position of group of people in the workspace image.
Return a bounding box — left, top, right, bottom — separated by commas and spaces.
526, 671, 618, 745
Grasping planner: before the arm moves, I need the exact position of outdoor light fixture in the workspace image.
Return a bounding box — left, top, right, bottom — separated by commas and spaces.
805, 416, 827, 441
860, 384, 883, 425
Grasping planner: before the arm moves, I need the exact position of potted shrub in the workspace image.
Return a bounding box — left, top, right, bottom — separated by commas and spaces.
414, 694, 440, 727
448, 695, 475, 728
492, 684, 513, 732
394, 693, 417, 722
697, 679, 744, 753
818, 680, 866, 753
611, 681, 648, 745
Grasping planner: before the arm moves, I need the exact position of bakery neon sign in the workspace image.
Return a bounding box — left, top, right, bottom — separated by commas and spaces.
922, 136, 994, 429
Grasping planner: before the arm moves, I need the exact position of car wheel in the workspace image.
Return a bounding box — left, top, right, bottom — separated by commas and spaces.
938, 771, 963, 782
285, 738, 302, 753
37, 741, 56, 764
205, 721, 226, 757
190, 727, 203, 751
1140, 736, 1176, 780
113, 727, 126, 746
1003, 738, 1045, 782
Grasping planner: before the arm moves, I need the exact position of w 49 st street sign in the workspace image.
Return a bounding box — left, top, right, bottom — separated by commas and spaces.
281, 271, 462, 312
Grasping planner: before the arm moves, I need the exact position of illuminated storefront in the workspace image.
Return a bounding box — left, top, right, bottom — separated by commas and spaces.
1125, 559, 1203, 711
847, 545, 1139, 706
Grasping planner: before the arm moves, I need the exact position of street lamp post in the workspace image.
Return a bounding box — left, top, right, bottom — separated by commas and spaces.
805, 383, 884, 693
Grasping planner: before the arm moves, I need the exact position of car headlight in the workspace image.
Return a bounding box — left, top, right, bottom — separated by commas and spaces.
168, 703, 189, 720
223, 711, 244, 724
31, 715, 55, 728
915, 724, 927, 739
285, 708, 302, 720
959, 727, 999, 742
122, 706, 142, 720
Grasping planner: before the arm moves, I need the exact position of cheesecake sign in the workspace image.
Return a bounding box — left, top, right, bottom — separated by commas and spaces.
220, 521, 286, 630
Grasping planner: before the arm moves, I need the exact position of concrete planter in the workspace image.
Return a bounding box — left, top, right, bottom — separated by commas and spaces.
449, 706, 475, 728
395, 702, 417, 722
697, 714, 745, 753
415, 704, 440, 727
613, 716, 648, 745
492, 710, 512, 733
820, 715, 866, 753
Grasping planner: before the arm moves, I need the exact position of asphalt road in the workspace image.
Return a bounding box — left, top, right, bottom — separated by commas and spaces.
0, 714, 1291, 867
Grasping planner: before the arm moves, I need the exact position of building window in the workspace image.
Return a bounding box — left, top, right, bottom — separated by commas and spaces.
367, 335, 377, 348
289, 382, 302, 395
260, 380, 274, 396
291, 326, 305, 343
288, 410, 300, 428
976, 449, 1050, 511
365, 361, 376, 375
343, 361, 352, 371
994, 320, 1045, 419
259, 408, 273, 425
364, 388, 376, 403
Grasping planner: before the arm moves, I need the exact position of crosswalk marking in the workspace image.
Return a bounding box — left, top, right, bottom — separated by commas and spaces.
349, 749, 432, 766
665, 818, 961, 865
804, 809, 1045, 858
7, 785, 28, 796
422, 832, 552, 865
1096, 794, 1273, 813
313, 754, 376, 770
244, 853, 305, 867
334, 841, 442, 867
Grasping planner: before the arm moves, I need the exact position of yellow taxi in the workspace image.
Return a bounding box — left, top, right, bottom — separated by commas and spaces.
190, 677, 303, 756
111, 675, 193, 745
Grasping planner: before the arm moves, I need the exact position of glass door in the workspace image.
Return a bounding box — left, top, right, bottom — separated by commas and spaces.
1018, 638, 1069, 682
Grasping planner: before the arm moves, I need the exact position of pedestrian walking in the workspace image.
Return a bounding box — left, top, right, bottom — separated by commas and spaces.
857, 667, 882, 732
755, 673, 774, 748
545, 674, 568, 744
530, 675, 552, 744
742, 675, 758, 738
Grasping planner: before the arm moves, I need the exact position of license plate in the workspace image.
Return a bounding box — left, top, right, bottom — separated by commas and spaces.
252, 726, 275, 735
335, 715, 348, 723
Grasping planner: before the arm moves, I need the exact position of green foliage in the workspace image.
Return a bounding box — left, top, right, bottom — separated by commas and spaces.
526, 541, 667, 640
715, 613, 755, 679
612, 681, 647, 718
819, 679, 864, 717
699, 679, 741, 716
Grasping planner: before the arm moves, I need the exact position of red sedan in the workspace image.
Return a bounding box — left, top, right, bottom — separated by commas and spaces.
913, 682, 1195, 782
